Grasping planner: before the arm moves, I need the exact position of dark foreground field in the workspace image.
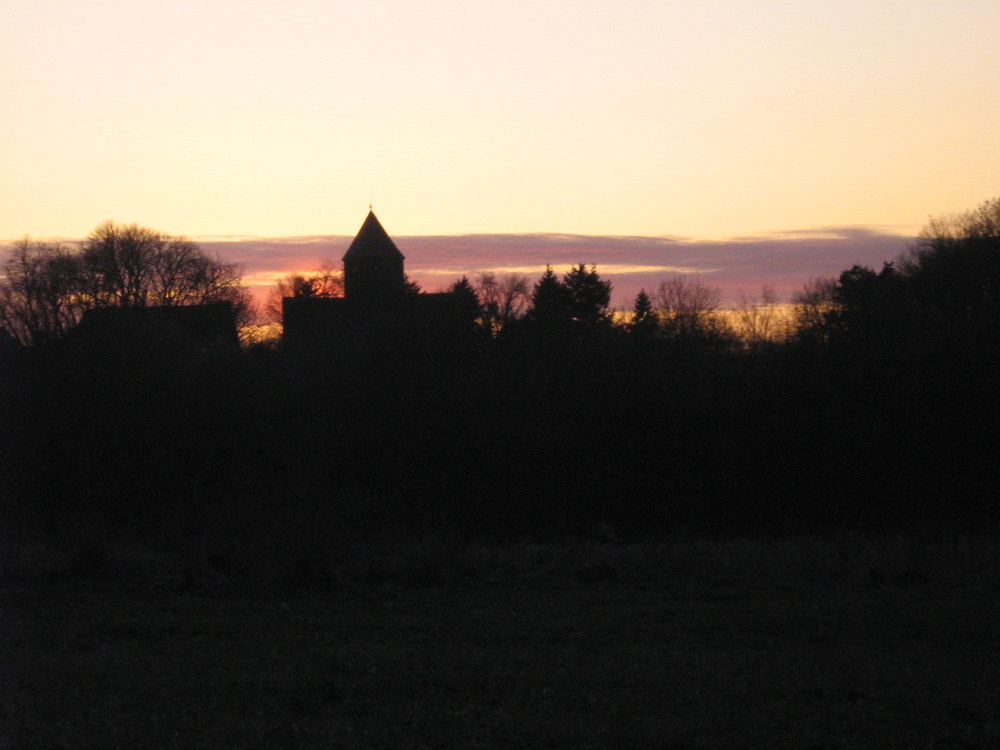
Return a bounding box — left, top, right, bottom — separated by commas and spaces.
3, 536, 999, 749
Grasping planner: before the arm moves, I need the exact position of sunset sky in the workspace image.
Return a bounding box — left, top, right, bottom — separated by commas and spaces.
3, 0, 998, 303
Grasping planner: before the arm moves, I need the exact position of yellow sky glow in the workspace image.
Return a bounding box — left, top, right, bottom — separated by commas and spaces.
2, 0, 998, 241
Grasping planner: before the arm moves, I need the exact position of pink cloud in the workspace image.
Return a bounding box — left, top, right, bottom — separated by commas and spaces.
197, 226, 915, 308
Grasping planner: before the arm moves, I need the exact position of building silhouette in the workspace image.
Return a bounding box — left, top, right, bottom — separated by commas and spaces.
282, 211, 477, 354
342, 210, 406, 308
71, 301, 241, 363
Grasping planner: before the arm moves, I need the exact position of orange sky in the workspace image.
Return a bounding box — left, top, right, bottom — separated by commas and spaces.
2, 0, 998, 243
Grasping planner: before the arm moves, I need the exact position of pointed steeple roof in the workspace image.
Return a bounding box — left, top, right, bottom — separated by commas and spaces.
343, 210, 405, 262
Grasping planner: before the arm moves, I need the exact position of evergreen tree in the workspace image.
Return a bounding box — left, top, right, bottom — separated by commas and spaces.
447, 275, 483, 331
403, 274, 423, 296
564, 263, 612, 325
630, 289, 658, 336
527, 265, 572, 325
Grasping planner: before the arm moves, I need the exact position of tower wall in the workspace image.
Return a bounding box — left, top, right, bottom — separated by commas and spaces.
343, 255, 405, 305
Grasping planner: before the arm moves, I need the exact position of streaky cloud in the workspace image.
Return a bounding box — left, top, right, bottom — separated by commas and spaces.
168, 225, 920, 306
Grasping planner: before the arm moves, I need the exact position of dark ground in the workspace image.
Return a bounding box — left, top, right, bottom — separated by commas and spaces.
3, 535, 999, 749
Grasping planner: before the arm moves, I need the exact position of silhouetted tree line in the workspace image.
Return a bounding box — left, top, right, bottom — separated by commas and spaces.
2, 200, 998, 551
0, 221, 253, 347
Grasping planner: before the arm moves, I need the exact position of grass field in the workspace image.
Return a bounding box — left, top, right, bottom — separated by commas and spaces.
2, 535, 999, 749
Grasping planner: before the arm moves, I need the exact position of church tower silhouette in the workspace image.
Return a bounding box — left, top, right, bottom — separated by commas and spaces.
342, 210, 406, 307
282, 209, 476, 354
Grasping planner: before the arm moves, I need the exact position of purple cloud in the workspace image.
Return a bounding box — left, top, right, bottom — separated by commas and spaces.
198, 226, 914, 307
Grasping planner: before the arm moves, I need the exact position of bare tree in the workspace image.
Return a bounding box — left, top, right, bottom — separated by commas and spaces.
900, 197, 1000, 320
265, 261, 344, 325
789, 277, 837, 342
81, 221, 244, 309
218, 284, 261, 346
652, 276, 731, 341
0, 239, 83, 346
1, 222, 253, 346
734, 285, 787, 347
474, 271, 530, 334
909, 196, 1000, 253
